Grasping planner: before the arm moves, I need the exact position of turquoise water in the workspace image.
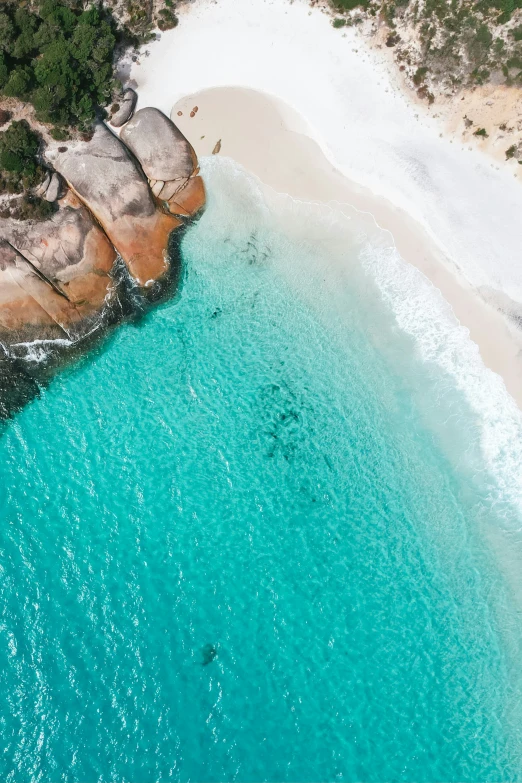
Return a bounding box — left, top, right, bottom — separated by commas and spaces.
1, 159, 522, 782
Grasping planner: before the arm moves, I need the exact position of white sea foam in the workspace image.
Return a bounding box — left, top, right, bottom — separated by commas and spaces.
10, 338, 73, 364
199, 156, 522, 526
361, 242, 522, 524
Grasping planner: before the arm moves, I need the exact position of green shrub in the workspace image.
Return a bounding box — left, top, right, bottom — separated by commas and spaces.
335, 0, 368, 11
3, 66, 33, 98
0, 54, 8, 89
473, 127, 488, 137
333, 17, 347, 27
157, 8, 178, 30
0, 121, 42, 191
50, 126, 68, 141
413, 66, 428, 85
0, 2, 118, 128
0, 193, 57, 221
507, 55, 522, 69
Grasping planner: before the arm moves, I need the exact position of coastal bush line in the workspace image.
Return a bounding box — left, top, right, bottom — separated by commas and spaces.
0, 1, 120, 129
330, 0, 522, 95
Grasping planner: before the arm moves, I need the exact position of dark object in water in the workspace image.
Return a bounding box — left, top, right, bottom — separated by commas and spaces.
0, 350, 41, 422
201, 643, 217, 665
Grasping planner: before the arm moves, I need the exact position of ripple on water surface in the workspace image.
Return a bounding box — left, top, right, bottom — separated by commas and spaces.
1, 158, 522, 782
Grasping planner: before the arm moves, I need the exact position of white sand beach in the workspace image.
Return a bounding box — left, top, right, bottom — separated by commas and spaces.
127, 0, 522, 406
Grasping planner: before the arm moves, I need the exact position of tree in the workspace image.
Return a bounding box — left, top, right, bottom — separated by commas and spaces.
0, 54, 8, 89
0, 12, 15, 54
0, 1, 120, 128
0, 121, 40, 176
3, 66, 33, 98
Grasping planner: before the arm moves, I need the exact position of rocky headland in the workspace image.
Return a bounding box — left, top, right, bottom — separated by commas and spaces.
0, 99, 205, 419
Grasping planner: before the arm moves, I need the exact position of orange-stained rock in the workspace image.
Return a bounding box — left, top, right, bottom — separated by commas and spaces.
0, 245, 61, 339
168, 176, 206, 218
0, 108, 205, 356
121, 210, 182, 286
0, 202, 117, 345
46, 123, 181, 288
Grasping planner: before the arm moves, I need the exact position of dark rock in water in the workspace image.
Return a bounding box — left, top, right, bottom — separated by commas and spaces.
201, 643, 217, 665
0, 350, 40, 421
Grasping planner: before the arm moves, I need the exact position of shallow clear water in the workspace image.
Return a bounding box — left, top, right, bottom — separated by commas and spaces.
1, 159, 522, 782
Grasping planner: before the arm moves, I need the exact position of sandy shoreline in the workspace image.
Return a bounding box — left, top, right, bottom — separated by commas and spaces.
127, 0, 522, 407
170, 86, 522, 407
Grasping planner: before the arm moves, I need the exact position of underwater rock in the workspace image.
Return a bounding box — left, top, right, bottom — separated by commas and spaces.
201, 643, 217, 665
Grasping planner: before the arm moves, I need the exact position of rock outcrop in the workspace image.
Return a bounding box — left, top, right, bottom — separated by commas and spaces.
0, 194, 116, 346
0, 105, 205, 413
121, 107, 196, 182
121, 107, 206, 218
44, 172, 63, 203
46, 123, 182, 288
109, 88, 137, 128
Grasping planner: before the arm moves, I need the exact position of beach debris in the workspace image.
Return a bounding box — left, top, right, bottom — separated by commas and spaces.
212, 139, 222, 155
190, 111, 195, 118
201, 643, 217, 665
193, 106, 199, 113
177, 111, 183, 116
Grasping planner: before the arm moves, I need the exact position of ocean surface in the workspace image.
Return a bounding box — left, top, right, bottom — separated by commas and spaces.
1, 158, 522, 782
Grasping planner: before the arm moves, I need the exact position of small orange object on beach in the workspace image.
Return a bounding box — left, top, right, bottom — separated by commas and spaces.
190, 111, 195, 118
193, 106, 199, 113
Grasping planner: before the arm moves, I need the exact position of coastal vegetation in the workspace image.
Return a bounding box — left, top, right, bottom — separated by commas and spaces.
0, 119, 54, 220
329, 0, 522, 96
0, 0, 182, 220
0, 0, 125, 218
0, 1, 119, 128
